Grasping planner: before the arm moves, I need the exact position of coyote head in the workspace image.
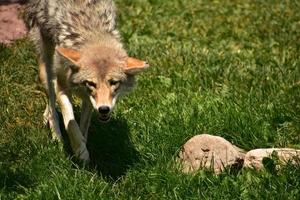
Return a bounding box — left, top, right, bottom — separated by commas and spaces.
56, 45, 148, 122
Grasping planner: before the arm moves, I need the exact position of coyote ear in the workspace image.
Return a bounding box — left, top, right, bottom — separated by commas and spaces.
124, 57, 149, 75
56, 47, 81, 65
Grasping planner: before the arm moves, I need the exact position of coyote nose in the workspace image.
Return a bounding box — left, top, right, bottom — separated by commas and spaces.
98, 106, 110, 114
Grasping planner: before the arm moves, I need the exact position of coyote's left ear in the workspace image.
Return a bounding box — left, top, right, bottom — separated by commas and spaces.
56, 47, 81, 65
124, 57, 149, 75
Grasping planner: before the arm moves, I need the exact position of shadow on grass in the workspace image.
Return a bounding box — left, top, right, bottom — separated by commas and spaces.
0, 167, 35, 194
88, 115, 140, 180
0, 132, 38, 194
60, 110, 140, 181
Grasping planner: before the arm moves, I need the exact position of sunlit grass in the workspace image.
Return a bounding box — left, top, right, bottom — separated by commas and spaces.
1, 0, 300, 199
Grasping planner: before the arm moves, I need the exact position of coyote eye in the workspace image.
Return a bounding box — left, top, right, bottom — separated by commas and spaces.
84, 80, 96, 89
108, 79, 120, 87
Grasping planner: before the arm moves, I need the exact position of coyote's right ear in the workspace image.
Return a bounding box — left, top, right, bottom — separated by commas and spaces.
56, 47, 81, 66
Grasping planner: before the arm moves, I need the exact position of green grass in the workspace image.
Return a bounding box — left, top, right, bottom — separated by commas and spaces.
1, 0, 300, 199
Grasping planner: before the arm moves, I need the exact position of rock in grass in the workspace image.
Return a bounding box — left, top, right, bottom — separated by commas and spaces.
243, 148, 300, 170
178, 134, 245, 174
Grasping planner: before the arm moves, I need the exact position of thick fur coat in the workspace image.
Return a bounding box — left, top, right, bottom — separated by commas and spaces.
24, 0, 148, 162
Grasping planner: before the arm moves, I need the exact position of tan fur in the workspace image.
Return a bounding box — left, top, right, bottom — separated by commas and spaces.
24, 0, 149, 162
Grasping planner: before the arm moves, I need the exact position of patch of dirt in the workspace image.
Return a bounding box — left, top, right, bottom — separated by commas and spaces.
0, 0, 28, 44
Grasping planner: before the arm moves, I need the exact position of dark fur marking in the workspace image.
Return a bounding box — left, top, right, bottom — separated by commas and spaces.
65, 32, 81, 40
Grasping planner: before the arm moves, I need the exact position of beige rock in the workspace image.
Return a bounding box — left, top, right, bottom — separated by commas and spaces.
244, 148, 300, 170
178, 134, 245, 174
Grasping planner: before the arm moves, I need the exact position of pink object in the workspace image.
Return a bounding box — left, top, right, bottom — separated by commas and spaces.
0, 2, 27, 44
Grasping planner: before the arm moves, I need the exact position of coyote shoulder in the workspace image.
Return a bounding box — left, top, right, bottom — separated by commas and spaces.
24, 0, 149, 162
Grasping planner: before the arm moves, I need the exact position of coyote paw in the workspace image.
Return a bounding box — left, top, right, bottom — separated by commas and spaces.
44, 106, 62, 141
43, 105, 50, 125
49, 118, 62, 141
75, 144, 90, 163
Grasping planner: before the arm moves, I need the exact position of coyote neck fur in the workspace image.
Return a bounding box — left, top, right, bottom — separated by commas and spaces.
25, 0, 120, 48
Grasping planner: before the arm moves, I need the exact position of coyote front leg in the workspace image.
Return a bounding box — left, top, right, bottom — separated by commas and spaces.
39, 36, 62, 140
80, 99, 93, 140
57, 92, 90, 162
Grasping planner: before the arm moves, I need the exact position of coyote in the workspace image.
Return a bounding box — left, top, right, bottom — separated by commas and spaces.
24, 0, 149, 162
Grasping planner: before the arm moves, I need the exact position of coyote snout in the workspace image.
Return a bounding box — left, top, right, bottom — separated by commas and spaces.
98, 106, 110, 121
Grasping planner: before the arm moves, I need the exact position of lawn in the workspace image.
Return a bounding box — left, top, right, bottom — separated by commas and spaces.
1, 0, 300, 199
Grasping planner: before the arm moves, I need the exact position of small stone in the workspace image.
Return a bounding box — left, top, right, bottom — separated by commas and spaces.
178, 134, 245, 174
243, 148, 300, 170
